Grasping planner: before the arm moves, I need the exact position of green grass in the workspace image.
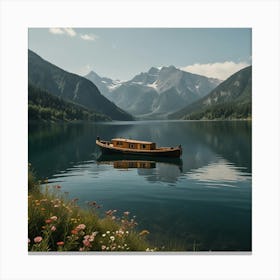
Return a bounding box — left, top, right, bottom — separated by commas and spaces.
28, 166, 152, 252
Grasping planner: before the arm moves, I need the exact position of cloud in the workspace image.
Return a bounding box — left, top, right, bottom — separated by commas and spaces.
181, 61, 250, 80
49, 28, 76, 37
49, 28, 64, 35
80, 34, 97, 41
63, 28, 76, 37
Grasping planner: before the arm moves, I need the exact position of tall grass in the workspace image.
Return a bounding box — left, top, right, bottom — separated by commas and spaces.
28, 166, 153, 252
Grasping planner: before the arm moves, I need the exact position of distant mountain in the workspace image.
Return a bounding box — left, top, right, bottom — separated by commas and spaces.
28, 84, 110, 122
169, 66, 252, 120
85, 66, 221, 119
28, 50, 133, 121
84, 71, 122, 96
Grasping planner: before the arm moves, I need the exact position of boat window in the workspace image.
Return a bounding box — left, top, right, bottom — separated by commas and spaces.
142, 144, 146, 149
129, 144, 135, 149
117, 141, 123, 146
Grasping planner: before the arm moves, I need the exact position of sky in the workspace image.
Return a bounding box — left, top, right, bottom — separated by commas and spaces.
28, 28, 251, 81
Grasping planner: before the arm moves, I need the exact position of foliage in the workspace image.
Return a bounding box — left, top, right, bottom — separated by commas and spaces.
28, 84, 111, 122
28, 168, 153, 252
183, 101, 252, 120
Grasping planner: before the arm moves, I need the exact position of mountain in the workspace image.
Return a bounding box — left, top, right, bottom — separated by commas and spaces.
28, 84, 110, 122
169, 66, 252, 120
85, 66, 221, 119
84, 71, 122, 96
28, 50, 133, 121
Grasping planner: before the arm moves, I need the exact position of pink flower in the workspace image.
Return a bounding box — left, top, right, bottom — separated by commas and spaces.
56, 241, 64, 246
101, 245, 106, 250
34, 236, 42, 243
50, 216, 58, 221
51, 226, 56, 232
123, 211, 130, 216
83, 239, 91, 247
76, 224, 86, 231
45, 219, 52, 224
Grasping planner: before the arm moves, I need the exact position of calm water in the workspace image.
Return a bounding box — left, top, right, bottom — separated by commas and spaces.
28, 120, 252, 251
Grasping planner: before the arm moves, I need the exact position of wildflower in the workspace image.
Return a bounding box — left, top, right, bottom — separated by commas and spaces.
50, 216, 58, 221
34, 236, 42, 243
71, 229, 78, 235
56, 241, 64, 246
106, 231, 110, 234
45, 219, 52, 224
101, 245, 106, 250
110, 236, 115, 241
102, 234, 106, 237
76, 224, 86, 231
123, 211, 130, 216
139, 230, 150, 236
41, 208, 46, 211
126, 231, 129, 234
83, 239, 91, 247
79, 247, 85, 251
105, 210, 113, 215
51, 226, 56, 232
54, 205, 59, 208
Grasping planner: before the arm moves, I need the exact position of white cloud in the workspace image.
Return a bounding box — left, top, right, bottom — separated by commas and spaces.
63, 28, 76, 37
181, 61, 250, 80
48, 28, 76, 37
80, 34, 97, 41
49, 28, 64, 35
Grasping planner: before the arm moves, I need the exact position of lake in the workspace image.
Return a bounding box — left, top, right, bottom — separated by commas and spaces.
28, 120, 252, 251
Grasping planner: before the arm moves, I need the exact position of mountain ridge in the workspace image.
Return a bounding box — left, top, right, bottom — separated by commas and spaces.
28, 50, 133, 121
85, 66, 221, 119
169, 66, 252, 120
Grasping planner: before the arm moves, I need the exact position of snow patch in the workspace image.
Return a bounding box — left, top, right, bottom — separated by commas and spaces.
108, 83, 122, 91
146, 80, 158, 90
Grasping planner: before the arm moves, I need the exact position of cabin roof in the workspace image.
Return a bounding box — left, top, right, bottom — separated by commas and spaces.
112, 138, 155, 145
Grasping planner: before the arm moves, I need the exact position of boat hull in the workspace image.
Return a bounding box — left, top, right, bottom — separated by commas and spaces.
96, 140, 182, 158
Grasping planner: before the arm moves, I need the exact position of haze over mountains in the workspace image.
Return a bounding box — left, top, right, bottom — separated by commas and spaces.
28, 50, 133, 121
85, 66, 221, 119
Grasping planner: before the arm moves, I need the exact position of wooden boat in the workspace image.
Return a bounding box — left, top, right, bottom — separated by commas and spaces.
96, 137, 182, 158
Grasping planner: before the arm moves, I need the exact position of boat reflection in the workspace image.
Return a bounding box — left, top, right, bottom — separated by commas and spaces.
96, 154, 182, 169
96, 155, 183, 184
98, 159, 156, 169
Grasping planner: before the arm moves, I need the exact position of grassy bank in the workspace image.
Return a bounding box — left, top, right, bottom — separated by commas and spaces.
28, 166, 152, 252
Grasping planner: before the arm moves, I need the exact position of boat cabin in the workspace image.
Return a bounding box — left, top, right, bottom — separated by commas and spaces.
111, 138, 156, 150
